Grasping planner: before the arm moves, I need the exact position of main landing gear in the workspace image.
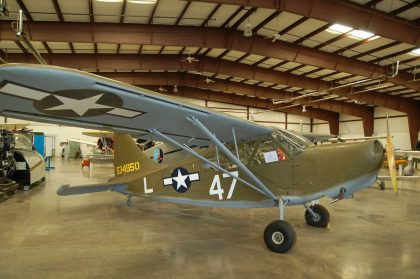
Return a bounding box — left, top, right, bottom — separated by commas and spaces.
264, 220, 296, 253
263, 200, 331, 253
264, 199, 296, 253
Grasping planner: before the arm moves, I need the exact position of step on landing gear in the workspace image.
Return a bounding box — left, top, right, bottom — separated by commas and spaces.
264, 198, 296, 253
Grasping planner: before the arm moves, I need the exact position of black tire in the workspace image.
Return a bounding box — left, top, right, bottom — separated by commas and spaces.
305, 204, 330, 228
263, 220, 296, 253
379, 181, 385, 191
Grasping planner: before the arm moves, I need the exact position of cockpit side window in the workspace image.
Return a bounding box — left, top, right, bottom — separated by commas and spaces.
272, 129, 311, 157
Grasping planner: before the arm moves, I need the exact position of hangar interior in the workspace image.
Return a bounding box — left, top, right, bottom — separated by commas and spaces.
0, 0, 419, 278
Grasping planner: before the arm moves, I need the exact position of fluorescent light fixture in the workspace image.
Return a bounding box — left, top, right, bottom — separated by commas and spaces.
349, 30, 375, 39
409, 48, 420, 56
327, 24, 352, 34
128, 0, 157, 3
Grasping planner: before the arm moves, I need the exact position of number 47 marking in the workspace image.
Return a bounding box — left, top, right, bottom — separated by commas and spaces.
209, 171, 238, 200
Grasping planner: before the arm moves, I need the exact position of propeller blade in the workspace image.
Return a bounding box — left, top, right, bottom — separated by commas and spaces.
385, 116, 398, 194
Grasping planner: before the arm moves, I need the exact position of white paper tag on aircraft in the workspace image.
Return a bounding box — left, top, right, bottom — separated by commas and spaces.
263, 151, 278, 163
16, 162, 27, 170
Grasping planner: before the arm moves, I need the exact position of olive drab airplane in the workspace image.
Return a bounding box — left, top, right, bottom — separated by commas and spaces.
0, 63, 394, 253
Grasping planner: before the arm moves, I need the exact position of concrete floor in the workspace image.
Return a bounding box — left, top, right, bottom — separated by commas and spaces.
0, 159, 419, 279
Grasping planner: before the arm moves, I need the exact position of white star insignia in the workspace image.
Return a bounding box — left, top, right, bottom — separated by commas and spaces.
45, 94, 111, 116
172, 169, 189, 190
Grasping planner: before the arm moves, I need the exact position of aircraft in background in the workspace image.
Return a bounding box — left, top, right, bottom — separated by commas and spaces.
68, 130, 114, 167
0, 123, 45, 191
0, 63, 409, 253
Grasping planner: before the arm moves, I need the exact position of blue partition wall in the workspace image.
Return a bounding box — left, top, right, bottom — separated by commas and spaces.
33, 134, 45, 158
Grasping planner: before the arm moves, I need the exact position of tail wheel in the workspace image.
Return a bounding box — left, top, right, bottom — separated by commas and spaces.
305, 204, 330, 228
263, 220, 296, 253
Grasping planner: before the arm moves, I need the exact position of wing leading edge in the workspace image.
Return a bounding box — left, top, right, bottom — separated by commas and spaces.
0, 64, 273, 146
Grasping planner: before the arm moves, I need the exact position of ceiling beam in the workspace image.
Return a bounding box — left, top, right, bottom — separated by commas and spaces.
3, 22, 417, 89
175, 1, 191, 25
14, 41, 27, 54
332, 36, 375, 55
371, 47, 418, 64
252, 11, 280, 33
88, 0, 94, 23
189, 0, 420, 46
278, 17, 309, 36
42, 42, 52, 54
16, 0, 32, 21
390, 0, 420, 16
6, 53, 418, 118
221, 6, 243, 28
351, 41, 401, 59
170, 86, 340, 132
120, 0, 127, 24
148, 0, 160, 24
52, 0, 64, 22
201, 3, 221, 27
293, 23, 331, 45
364, 0, 383, 8
96, 71, 373, 123
120, 82, 340, 125
231, 7, 256, 30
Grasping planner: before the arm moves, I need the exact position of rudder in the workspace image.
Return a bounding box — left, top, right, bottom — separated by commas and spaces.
113, 133, 161, 177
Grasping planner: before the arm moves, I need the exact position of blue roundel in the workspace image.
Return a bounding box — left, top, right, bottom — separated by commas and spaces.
171, 167, 191, 193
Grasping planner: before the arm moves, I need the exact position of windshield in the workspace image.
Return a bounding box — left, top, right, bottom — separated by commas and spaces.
14, 133, 33, 151
272, 128, 313, 156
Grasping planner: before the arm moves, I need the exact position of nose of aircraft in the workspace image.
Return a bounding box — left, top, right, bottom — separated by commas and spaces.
352, 140, 384, 174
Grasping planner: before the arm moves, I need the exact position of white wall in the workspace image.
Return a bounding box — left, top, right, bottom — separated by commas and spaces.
339, 114, 364, 137
374, 108, 410, 150
318, 108, 412, 149
312, 119, 330, 134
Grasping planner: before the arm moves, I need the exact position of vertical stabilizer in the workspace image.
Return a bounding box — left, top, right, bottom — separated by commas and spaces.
113, 133, 161, 177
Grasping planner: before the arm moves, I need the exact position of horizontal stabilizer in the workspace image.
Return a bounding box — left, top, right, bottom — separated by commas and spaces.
57, 183, 129, 196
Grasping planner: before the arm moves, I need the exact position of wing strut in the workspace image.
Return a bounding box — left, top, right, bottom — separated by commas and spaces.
149, 128, 270, 198
186, 116, 276, 200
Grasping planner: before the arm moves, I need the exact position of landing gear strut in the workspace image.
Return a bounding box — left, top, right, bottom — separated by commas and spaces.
264, 198, 296, 253
304, 204, 330, 228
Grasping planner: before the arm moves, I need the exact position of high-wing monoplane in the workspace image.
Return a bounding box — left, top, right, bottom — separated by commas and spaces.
0, 64, 391, 253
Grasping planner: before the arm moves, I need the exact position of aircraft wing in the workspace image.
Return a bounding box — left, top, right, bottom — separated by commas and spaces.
296, 132, 336, 143
394, 150, 420, 157
82, 130, 114, 138
377, 175, 420, 181
329, 135, 387, 142
68, 138, 97, 146
0, 64, 273, 146
0, 123, 30, 130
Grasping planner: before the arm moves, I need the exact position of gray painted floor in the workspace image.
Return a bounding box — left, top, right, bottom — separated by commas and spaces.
0, 159, 419, 279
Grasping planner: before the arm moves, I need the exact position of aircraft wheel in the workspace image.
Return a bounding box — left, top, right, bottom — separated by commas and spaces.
305, 204, 330, 228
379, 181, 385, 190
263, 220, 296, 253
127, 196, 133, 208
